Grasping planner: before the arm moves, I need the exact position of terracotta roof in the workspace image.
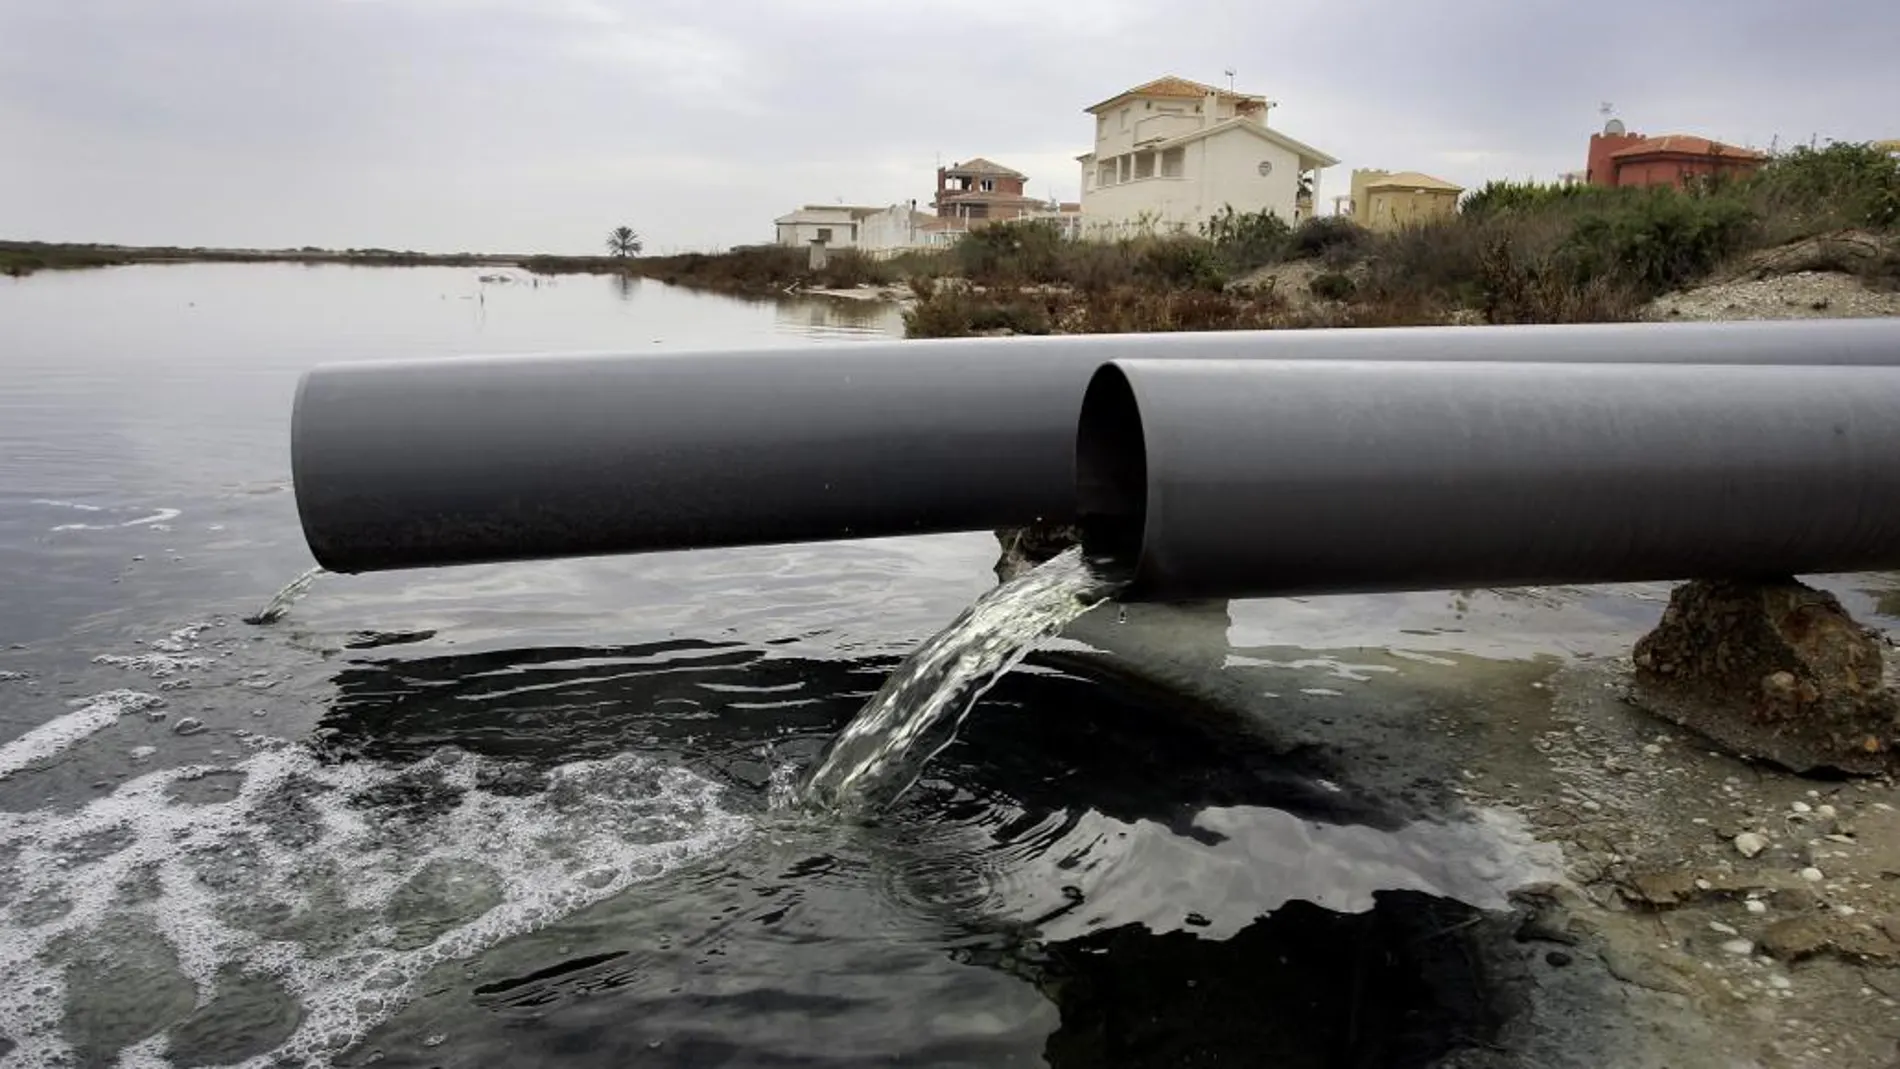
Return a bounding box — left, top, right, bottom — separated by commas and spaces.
1610, 135, 1765, 160
1361, 171, 1464, 192
942, 157, 1026, 178
1086, 75, 1266, 114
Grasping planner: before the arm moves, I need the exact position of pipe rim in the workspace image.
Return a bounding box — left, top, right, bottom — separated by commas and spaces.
1076, 363, 1149, 576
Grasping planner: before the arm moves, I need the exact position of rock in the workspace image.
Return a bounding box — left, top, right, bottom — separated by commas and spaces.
1799, 867, 1824, 882
1759, 913, 1900, 965
1735, 832, 1769, 858
1629, 579, 1899, 775
172, 717, 205, 736
1746, 899, 1768, 914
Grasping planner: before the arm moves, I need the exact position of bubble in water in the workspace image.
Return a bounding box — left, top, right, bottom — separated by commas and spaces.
0, 718, 750, 1067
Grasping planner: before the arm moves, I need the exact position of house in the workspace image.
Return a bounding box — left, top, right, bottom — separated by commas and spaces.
1345, 169, 1464, 231
1076, 75, 1338, 237
773, 205, 882, 249
933, 158, 1052, 224
856, 203, 942, 255
1585, 120, 1766, 189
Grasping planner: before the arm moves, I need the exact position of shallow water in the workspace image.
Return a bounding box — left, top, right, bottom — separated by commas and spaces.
3, 263, 1841, 1067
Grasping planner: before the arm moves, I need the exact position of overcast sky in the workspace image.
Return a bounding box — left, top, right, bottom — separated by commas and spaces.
3, 0, 1894, 254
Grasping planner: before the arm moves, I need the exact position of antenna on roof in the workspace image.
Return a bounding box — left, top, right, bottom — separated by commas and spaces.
1224, 67, 1236, 91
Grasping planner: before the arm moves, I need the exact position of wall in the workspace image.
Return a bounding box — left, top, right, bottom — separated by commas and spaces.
1091, 92, 1233, 159
775, 217, 859, 248
857, 206, 931, 253
1612, 155, 1763, 189
1361, 188, 1460, 232
1081, 130, 1302, 236
1587, 131, 1646, 187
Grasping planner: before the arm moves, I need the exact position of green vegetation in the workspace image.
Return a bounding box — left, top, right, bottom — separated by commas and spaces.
902, 142, 1900, 337
606, 226, 643, 258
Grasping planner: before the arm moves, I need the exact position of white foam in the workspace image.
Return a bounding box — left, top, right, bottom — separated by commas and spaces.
92, 654, 211, 678
40, 502, 183, 533
0, 690, 163, 780
0, 740, 750, 1068
120, 509, 182, 529
0, 671, 26, 683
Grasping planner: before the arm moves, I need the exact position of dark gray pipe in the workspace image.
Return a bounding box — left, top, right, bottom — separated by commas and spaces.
1077, 358, 1900, 601
293, 319, 1900, 573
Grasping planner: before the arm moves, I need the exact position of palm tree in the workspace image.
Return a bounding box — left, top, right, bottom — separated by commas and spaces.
606, 226, 643, 258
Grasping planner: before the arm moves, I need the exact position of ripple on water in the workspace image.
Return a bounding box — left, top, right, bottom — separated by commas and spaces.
0, 727, 751, 1068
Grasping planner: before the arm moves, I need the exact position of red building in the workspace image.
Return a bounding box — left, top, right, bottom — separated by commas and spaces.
1585, 122, 1767, 189
932, 158, 1048, 223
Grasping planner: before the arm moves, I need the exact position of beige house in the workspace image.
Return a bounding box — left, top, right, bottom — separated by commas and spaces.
1077, 75, 1338, 237
1345, 170, 1464, 231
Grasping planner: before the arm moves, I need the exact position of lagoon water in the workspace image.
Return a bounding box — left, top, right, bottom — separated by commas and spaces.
4, 263, 1595, 1067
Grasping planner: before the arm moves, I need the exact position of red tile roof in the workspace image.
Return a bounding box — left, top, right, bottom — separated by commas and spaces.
942, 157, 1026, 178
1610, 135, 1766, 160
1086, 75, 1266, 113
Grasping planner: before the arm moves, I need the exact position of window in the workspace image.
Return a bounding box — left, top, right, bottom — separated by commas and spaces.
1118, 155, 1131, 182
1098, 161, 1116, 186
815, 227, 832, 242
1161, 147, 1185, 177
979, 178, 994, 192
1133, 151, 1155, 179
1120, 107, 1129, 130
1097, 115, 1106, 139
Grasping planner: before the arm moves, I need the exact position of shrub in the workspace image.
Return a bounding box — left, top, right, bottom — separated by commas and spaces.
951, 220, 1067, 285
1479, 235, 1638, 324
1563, 189, 1755, 294
1200, 206, 1291, 272
1309, 272, 1356, 300
1136, 237, 1226, 291
1748, 142, 1900, 234
1288, 216, 1367, 260
903, 285, 1054, 338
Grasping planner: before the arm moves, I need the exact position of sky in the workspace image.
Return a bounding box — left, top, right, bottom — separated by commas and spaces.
3, 0, 1895, 255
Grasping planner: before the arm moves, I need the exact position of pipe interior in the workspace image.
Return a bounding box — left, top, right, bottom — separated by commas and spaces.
1076, 364, 1148, 569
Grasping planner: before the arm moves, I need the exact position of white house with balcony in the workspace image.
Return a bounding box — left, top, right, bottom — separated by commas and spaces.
1077, 75, 1339, 237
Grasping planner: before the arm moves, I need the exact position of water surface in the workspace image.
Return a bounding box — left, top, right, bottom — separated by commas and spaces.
1, 264, 1620, 1067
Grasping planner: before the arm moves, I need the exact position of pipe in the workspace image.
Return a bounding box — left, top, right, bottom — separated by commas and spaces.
293, 319, 1900, 573
1076, 358, 1900, 602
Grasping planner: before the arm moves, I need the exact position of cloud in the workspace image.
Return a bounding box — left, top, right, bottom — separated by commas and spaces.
1, 0, 1895, 252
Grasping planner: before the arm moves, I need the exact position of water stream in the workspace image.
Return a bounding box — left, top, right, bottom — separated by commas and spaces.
800, 547, 1126, 813
242, 566, 325, 625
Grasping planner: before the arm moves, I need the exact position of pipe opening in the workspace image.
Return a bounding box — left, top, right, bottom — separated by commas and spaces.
1076, 364, 1147, 572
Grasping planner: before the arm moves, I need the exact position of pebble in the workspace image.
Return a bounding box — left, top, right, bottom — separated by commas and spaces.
1643, 744, 1663, 756
1709, 921, 1739, 935
1817, 804, 1838, 819
1799, 867, 1824, 882
1745, 899, 1768, 914
1791, 801, 1813, 814
1545, 950, 1573, 967
1735, 832, 1769, 858
1721, 939, 1755, 955
172, 717, 205, 736
1768, 975, 1792, 991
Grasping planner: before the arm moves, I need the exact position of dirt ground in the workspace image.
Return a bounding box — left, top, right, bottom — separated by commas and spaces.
1059, 578, 1900, 1069
1647, 270, 1900, 321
